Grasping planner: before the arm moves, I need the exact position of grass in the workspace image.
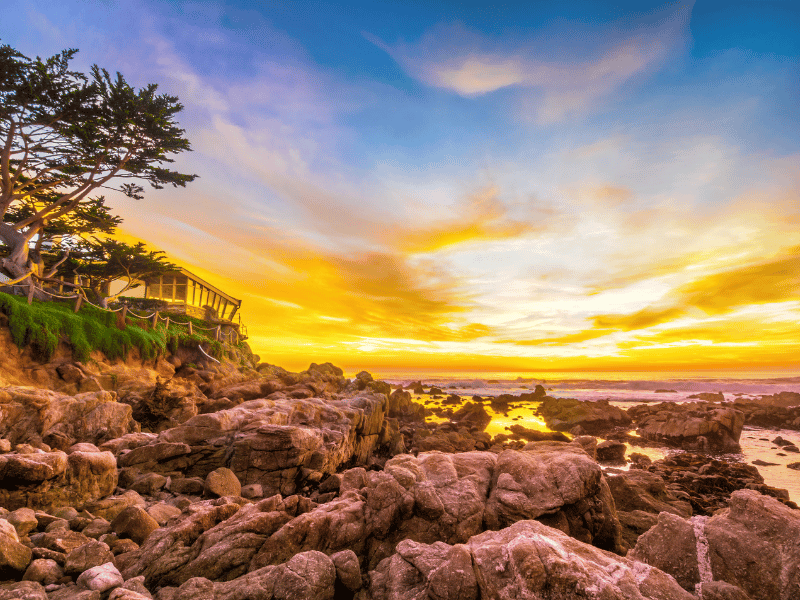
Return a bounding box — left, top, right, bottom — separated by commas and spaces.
0, 291, 228, 362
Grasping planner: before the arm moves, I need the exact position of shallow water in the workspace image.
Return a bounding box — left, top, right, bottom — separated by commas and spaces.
391, 374, 800, 502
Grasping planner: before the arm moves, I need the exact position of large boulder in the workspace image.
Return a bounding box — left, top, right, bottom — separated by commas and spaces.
484, 443, 621, 552
368, 519, 694, 600
0, 448, 117, 512
538, 397, 632, 434
631, 489, 800, 600
0, 387, 138, 450
629, 402, 745, 452
113, 392, 403, 497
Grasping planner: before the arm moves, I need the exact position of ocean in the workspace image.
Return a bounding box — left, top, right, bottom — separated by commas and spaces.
374, 371, 800, 502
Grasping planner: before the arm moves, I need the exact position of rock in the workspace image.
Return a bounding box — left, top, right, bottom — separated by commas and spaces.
450, 402, 491, 430
0, 581, 48, 600
0, 387, 138, 450
507, 424, 570, 442
629, 402, 745, 452
0, 518, 32, 574
77, 562, 124, 593
21, 558, 63, 585
240, 483, 263, 499
368, 520, 694, 600
108, 588, 152, 600
166, 477, 204, 496
330, 549, 361, 592
146, 503, 182, 526
631, 489, 800, 600
29, 529, 91, 554
596, 439, 627, 463
204, 467, 241, 498
81, 518, 111, 539
0, 449, 117, 513
64, 540, 115, 576
787, 462, 800, 471
110, 507, 160, 545
6, 508, 38, 536
539, 397, 632, 434
163, 550, 336, 600
484, 444, 621, 552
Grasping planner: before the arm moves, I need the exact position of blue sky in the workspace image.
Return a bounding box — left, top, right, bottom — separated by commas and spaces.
3, 0, 799, 372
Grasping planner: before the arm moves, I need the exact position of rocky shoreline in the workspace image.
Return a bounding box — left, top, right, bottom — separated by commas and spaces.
1, 330, 799, 599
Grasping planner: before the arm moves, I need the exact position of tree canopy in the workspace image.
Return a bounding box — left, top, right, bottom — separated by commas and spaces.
0, 42, 195, 290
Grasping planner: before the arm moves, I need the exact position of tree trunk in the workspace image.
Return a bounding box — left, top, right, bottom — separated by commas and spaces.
0, 222, 47, 299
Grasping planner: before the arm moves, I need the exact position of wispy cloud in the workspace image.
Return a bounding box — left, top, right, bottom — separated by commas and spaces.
366, 3, 691, 122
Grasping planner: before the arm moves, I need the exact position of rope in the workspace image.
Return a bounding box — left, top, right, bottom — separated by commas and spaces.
198, 343, 221, 364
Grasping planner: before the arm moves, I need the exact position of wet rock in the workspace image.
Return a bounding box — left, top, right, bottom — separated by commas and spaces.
539, 397, 632, 434
629, 402, 745, 452
596, 439, 627, 463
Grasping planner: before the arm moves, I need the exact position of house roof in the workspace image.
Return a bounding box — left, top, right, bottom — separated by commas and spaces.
147, 267, 241, 307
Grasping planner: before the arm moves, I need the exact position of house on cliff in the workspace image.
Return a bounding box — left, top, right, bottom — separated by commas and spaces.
111, 267, 242, 323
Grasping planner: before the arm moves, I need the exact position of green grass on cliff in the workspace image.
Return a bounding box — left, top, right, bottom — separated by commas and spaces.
0, 291, 224, 362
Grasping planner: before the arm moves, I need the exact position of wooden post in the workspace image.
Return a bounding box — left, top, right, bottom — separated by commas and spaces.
27, 283, 34, 304
188, 321, 193, 336
121, 305, 128, 320
152, 311, 159, 329
164, 316, 170, 330
73, 295, 83, 313
215, 325, 221, 342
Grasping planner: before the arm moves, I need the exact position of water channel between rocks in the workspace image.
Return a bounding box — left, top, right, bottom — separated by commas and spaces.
389, 376, 800, 503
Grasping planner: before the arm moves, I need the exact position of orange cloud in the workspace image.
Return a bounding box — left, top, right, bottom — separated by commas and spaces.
385, 185, 536, 253
591, 245, 800, 331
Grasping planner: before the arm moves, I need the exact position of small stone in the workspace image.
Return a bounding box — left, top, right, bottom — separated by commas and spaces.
0, 439, 11, 453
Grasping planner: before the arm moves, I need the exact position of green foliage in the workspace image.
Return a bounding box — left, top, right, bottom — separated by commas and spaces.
0, 291, 222, 362
0, 41, 196, 276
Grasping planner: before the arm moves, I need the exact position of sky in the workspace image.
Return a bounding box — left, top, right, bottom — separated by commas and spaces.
3, 0, 799, 374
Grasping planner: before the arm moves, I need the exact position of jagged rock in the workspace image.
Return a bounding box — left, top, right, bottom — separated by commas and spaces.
0, 448, 117, 513
631, 490, 800, 600
0, 387, 138, 450
605, 468, 692, 549
484, 443, 621, 552
539, 397, 632, 434
156, 550, 336, 600
629, 402, 744, 452
368, 520, 694, 600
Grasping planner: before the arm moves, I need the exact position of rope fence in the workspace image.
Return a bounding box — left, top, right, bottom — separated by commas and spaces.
1, 280, 241, 346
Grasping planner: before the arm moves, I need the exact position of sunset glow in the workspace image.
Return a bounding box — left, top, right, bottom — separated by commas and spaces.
5, 0, 798, 373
